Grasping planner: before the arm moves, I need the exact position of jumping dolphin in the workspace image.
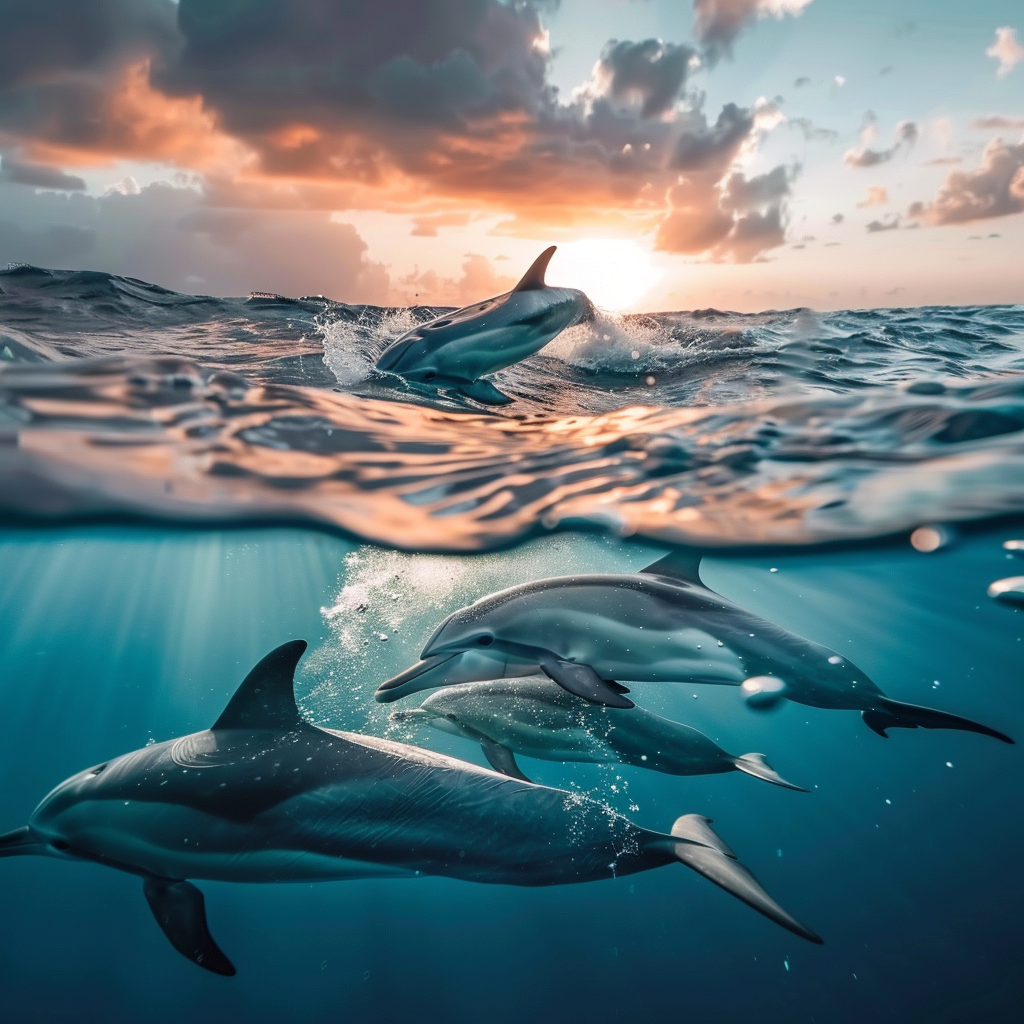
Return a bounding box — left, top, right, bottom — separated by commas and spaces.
0, 640, 821, 975
391, 676, 807, 790
376, 552, 1013, 744
374, 246, 591, 404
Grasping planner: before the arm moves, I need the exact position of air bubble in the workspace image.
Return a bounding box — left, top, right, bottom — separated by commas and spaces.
645, 375, 656, 386
911, 524, 956, 552
741, 676, 787, 710
828, 655, 843, 665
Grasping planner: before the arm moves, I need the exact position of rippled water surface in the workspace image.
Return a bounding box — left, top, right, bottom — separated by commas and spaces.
3, 265, 1024, 550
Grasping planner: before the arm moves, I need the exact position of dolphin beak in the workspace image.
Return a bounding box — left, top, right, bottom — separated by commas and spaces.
374, 654, 458, 703
0, 825, 66, 859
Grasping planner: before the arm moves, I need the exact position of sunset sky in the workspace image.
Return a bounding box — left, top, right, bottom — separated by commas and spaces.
1, 0, 1022, 311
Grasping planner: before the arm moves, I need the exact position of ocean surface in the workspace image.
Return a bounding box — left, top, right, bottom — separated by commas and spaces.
0, 265, 1021, 1022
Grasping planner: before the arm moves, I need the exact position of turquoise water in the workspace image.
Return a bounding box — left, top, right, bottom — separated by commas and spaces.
0, 525, 1020, 1022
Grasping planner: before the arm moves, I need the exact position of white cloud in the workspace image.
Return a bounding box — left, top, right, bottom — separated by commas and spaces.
986, 27, 1024, 77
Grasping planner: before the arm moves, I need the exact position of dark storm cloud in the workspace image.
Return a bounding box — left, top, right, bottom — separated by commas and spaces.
671, 103, 755, 170
0, 153, 85, 190
594, 39, 695, 118
0, 0, 177, 93
0, 1, 180, 151
908, 137, 1024, 225
719, 164, 792, 209
0, 0, 797, 263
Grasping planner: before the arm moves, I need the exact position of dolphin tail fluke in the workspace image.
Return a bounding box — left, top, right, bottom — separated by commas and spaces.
479, 739, 532, 782
458, 379, 513, 405
540, 659, 634, 709
669, 815, 823, 945
143, 878, 236, 977
733, 753, 809, 792
864, 699, 1014, 744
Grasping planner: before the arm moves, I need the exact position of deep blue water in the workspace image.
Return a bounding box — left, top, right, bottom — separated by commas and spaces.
0, 266, 1022, 1021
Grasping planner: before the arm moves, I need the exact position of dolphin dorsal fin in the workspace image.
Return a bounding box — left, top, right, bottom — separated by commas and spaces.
640, 549, 704, 585
512, 246, 556, 292
212, 640, 308, 731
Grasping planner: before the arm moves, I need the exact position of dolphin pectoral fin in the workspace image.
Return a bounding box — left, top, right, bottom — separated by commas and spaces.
512, 246, 556, 292
863, 700, 1013, 743
540, 659, 634, 709
143, 878, 236, 977
639, 549, 704, 586
668, 815, 823, 945
479, 739, 532, 782
733, 753, 809, 792
457, 379, 513, 405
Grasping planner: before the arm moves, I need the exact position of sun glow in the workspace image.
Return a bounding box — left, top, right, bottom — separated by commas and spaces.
548, 239, 662, 312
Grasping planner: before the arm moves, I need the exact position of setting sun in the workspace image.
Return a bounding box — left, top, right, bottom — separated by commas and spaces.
548, 239, 662, 312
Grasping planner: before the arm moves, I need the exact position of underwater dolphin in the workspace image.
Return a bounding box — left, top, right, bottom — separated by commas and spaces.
374, 246, 591, 404
391, 676, 807, 790
376, 552, 1013, 744
0, 640, 821, 975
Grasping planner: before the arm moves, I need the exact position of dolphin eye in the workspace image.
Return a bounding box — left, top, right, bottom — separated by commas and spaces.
477, 635, 493, 646
52, 840, 70, 852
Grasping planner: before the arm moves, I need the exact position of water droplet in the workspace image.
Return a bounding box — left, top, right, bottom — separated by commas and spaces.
885, 799, 891, 805
988, 576, 1024, 605
769, 567, 778, 573
946, 761, 954, 768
